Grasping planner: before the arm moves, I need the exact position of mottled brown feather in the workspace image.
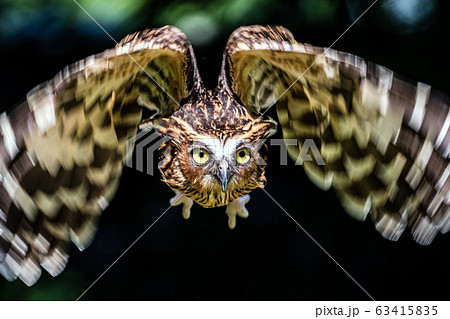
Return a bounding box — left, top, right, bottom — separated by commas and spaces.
0, 26, 196, 285
222, 25, 449, 245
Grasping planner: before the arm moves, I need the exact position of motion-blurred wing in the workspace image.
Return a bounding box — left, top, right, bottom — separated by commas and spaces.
0, 26, 198, 285
222, 25, 449, 245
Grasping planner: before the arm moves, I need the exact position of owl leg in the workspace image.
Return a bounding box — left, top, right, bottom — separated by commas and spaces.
225, 194, 250, 229
170, 190, 193, 219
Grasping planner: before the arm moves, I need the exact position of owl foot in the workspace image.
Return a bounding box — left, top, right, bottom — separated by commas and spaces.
170, 190, 193, 219
225, 195, 250, 229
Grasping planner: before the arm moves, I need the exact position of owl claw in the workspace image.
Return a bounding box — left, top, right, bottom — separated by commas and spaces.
226, 195, 250, 229
170, 190, 193, 219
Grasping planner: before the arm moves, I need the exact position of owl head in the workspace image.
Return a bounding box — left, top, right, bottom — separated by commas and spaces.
155, 97, 273, 208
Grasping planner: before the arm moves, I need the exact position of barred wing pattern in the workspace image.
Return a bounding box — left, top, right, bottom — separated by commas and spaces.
0, 26, 196, 285
222, 26, 449, 245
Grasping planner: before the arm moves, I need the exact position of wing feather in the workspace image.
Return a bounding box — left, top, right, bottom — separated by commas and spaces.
0, 26, 198, 285
222, 25, 449, 245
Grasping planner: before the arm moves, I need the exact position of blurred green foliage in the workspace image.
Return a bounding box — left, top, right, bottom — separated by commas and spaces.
298, 0, 340, 26
0, 270, 86, 301
76, 0, 147, 25
0, 0, 439, 46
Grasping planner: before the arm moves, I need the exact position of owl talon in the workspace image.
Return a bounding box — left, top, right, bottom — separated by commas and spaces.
225, 195, 250, 229
170, 190, 193, 219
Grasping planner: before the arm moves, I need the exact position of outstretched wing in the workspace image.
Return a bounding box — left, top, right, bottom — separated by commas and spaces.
0, 26, 198, 285
222, 25, 449, 245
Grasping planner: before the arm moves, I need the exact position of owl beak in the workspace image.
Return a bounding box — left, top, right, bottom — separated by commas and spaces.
216, 163, 230, 192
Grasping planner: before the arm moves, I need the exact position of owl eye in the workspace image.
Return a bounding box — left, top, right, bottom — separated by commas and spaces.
192, 148, 210, 165
236, 148, 251, 164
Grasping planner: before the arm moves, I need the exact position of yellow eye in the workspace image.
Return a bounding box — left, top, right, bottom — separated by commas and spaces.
236, 148, 251, 164
192, 148, 210, 165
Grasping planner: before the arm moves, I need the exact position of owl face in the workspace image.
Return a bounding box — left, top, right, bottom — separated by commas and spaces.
158, 130, 269, 207
187, 135, 262, 191
156, 97, 271, 207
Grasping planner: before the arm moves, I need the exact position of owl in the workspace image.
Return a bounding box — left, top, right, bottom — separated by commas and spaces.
0, 25, 448, 286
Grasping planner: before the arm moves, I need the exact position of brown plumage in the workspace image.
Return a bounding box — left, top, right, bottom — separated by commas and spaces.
0, 25, 448, 285
157, 87, 271, 208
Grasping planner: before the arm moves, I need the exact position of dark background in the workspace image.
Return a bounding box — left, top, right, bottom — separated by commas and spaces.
0, 0, 449, 300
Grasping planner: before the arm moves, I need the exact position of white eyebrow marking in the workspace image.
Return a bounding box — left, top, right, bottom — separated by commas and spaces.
194, 137, 250, 161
